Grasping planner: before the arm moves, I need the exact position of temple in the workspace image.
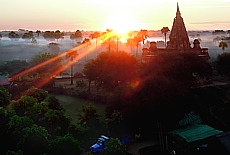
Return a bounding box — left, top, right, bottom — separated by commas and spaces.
142, 3, 210, 61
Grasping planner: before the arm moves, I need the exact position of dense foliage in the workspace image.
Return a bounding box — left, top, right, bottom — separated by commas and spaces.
0, 60, 29, 76
83, 50, 139, 92
2, 44, 230, 154
216, 52, 230, 77
0, 87, 84, 154
29, 53, 62, 75
0, 86, 11, 107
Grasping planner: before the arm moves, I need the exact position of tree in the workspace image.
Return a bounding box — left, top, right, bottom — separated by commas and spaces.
106, 110, 124, 134
216, 52, 230, 77
90, 31, 100, 49
43, 31, 55, 42
138, 29, 148, 44
83, 51, 139, 91
22, 31, 33, 41
6, 150, 23, 155
70, 30, 83, 44
114, 34, 121, 52
16, 124, 50, 155
161, 27, 170, 47
126, 37, 135, 55
66, 49, 78, 85
54, 30, 64, 42
7, 115, 50, 155
82, 38, 91, 46
31, 37, 37, 44
49, 133, 82, 154
30, 52, 62, 75
8, 31, 20, 41
10, 95, 39, 116
48, 42, 60, 54
0, 60, 29, 76
0, 86, 11, 107
36, 30, 41, 38
133, 35, 142, 58
101, 137, 127, 155
142, 51, 212, 87
82, 59, 97, 92
219, 39, 228, 50
77, 104, 101, 128
44, 95, 63, 110
22, 86, 48, 102
7, 115, 34, 138
27, 53, 62, 89
100, 29, 114, 52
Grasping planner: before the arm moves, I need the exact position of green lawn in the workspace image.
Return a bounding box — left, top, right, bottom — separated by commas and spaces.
51, 94, 106, 125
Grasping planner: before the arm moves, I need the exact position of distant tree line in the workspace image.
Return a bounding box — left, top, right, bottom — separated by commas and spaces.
212, 29, 230, 35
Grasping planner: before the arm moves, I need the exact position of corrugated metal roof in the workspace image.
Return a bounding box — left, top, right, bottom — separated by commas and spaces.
169, 124, 223, 143
179, 111, 203, 126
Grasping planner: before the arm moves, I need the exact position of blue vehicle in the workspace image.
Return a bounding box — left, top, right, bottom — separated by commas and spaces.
90, 135, 110, 153
90, 135, 131, 153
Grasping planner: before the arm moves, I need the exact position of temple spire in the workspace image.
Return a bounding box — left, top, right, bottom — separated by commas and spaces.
176, 2, 181, 16
167, 2, 191, 50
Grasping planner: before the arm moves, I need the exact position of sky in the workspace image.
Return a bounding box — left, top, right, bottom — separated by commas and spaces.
1, 0, 230, 32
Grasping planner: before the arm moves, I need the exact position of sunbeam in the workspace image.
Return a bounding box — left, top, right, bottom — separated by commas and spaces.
9, 32, 113, 90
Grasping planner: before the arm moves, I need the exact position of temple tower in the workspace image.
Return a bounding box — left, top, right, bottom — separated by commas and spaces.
167, 3, 191, 51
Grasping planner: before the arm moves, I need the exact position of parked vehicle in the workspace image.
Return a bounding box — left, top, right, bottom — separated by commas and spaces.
90, 135, 110, 153
90, 135, 131, 153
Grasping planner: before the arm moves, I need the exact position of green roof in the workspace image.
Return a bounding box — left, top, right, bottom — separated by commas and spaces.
178, 111, 203, 126
169, 124, 224, 143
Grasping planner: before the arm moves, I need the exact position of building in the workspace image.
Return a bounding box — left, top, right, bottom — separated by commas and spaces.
142, 3, 210, 62
167, 111, 227, 154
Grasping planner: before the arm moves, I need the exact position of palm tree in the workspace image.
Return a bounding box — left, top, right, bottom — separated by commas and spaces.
126, 38, 135, 55
161, 27, 170, 47
82, 38, 91, 61
106, 29, 113, 52
90, 31, 100, 50
66, 50, 78, 85
133, 35, 142, 58
114, 34, 121, 52
138, 29, 148, 44
36, 30, 41, 38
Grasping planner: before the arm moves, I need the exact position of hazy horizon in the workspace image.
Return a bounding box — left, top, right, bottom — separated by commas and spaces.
0, 27, 230, 32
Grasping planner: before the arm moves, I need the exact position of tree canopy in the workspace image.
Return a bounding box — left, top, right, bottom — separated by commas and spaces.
0, 60, 29, 76
83, 51, 139, 91
216, 52, 230, 77
70, 30, 83, 40
29, 52, 62, 75
43, 30, 64, 42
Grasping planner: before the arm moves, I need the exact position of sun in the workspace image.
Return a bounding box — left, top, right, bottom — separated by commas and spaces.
104, 12, 140, 35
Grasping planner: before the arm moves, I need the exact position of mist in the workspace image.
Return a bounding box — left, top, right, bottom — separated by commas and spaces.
0, 30, 229, 74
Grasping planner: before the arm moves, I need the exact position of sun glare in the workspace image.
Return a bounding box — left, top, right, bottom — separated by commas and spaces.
105, 13, 140, 35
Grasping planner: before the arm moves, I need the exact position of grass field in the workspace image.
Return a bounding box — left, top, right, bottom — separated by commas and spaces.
51, 94, 106, 125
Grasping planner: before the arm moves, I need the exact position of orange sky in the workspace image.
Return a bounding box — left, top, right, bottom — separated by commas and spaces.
1, 0, 230, 32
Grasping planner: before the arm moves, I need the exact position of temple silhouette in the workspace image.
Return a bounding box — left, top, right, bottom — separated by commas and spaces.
142, 3, 210, 61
